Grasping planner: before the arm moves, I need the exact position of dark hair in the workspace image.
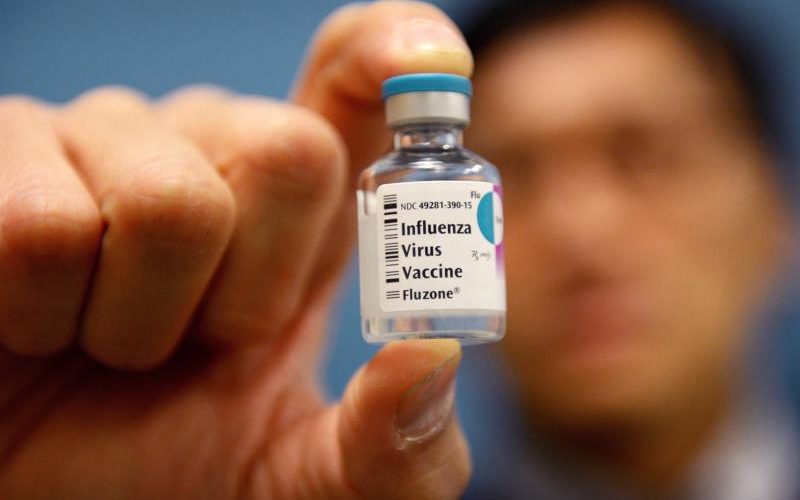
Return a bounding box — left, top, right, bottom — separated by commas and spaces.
461, 0, 779, 167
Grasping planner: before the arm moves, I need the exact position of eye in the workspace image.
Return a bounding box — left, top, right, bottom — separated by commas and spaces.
494, 146, 538, 180
613, 122, 678, 183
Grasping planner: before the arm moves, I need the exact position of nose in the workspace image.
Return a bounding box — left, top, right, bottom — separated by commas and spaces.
533, 158, 631, 265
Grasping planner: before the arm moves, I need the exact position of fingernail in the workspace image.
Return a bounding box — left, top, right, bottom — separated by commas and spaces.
396, 18, 469, 55
394, 349, 459, 446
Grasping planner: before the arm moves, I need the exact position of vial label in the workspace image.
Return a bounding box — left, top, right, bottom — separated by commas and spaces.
371, 180, 505, 313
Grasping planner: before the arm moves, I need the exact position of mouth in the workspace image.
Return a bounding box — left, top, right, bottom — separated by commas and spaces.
552, 284, 655, 369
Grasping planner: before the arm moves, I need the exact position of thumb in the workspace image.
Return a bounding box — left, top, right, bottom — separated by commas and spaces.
258, 340, 471, 499
336, 339, 470, 499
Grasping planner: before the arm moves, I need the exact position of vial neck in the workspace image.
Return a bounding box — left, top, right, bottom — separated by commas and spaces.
393, 123, 464, 151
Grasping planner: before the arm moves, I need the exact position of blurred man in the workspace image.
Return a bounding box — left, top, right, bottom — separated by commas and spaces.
464, 0, 798, 498
0, 1, 796, 499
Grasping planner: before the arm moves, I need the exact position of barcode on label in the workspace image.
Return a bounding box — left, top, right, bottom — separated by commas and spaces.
382, 193, 399, 288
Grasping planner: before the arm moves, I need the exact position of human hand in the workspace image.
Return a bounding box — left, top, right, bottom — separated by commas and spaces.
0, 2, 473, 498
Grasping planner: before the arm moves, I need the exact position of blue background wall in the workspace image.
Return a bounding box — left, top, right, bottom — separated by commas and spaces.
2, 0, 798, 490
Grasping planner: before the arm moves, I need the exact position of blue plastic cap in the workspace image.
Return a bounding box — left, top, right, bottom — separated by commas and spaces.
381, 73, 472, 100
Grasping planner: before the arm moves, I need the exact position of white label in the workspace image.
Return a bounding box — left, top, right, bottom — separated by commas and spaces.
360, 180, 505, 314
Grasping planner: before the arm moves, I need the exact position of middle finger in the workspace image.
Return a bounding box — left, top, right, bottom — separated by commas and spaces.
57, 87, 236, 369
158, 88, 347, 346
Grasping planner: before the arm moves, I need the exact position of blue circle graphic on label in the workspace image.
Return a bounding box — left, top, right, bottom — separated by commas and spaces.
477, 191, 503, 244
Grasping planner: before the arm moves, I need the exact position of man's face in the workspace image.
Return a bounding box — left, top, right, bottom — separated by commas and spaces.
469, 3, 789, 429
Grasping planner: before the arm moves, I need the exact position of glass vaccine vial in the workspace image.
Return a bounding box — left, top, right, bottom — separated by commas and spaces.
357, 73, 506, 344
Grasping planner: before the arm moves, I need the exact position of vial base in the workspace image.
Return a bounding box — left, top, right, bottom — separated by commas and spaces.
362, 310, 505, 345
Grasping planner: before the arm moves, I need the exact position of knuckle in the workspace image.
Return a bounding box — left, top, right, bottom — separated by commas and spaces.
69, 85, 150, 113
2, 191, 102, 261
160, 84, 231, 105
234, 101, 346, 200
200, 290, 299, 344
0, 95, 47, 119
111, 156, 235, 247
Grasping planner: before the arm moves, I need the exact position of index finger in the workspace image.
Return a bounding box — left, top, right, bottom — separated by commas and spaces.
292, 1, 473, 171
